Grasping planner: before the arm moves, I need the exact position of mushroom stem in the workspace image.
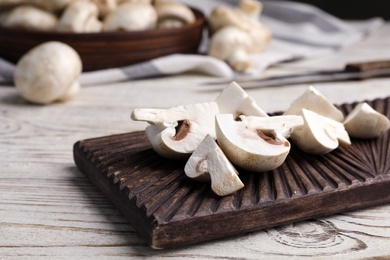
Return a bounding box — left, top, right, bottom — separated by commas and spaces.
185, 135, 244, 196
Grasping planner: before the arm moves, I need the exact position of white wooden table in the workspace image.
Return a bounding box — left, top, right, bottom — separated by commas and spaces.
1, 23, 390, 259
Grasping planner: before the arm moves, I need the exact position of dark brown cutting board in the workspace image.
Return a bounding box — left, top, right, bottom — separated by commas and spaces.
73, 97, 390, 249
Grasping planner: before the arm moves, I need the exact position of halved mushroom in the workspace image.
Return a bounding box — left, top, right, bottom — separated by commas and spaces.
14, 41, 82, 105
57, 0, 103, 33
185, 134, 244, 196
284, 86, 344, 122
3, 5, 58, 31
290, 109, 351, 154
131, 102, 220, 159
103, 2, 157, 31
215, 81, 268, 118
343, 102, 390, 139
215, 114, 298, 172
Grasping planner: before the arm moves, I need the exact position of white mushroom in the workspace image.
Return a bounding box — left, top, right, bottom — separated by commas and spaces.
208, 26, 254, 72
207, 0, 271, 72
185, 134, 244, 196
154, 1, 195, 29
103, 2, 157, 32
14, 41, 82, 105
290, 109, 351, 154
91, 0, 117, 19
343, 102, 390, 139
0, 0, 73, 12
215, 81, 268, 118
57, 0, 103, 33
284, 86, 345, 122
215, 114, 295, 172
131, 102, 220, 159
2, 5, 58, 31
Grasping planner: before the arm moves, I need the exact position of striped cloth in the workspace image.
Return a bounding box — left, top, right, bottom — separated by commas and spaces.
0, 0, 383, 85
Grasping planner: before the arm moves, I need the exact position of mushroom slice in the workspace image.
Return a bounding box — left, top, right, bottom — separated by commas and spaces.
215, 114, 292, 172
215, 81, 268, 118
103, 2, 157, 32
57, 0, 102, 33
343, 102, 390, 139
185, 135, 244, 196
284, 86, 344, 122
131, 102, 219, 159
3, 5, 58, 32
290, 109, 351, 154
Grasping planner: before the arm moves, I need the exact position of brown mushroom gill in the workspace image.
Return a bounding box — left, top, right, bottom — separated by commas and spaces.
172, 120, 190, 141
256, 129, 289, 146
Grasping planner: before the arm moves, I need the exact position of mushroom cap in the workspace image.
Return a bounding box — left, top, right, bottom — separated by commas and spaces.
208, 5, 252, 34
216, 114, 291, 172
3, 5, 58, 31
29, 0, 73, 12
103, 2, 157, 32
290, 109, 350, 154
57, 0, 102, 33
155, 1, 195, 24
208, 26, 253, 61
91, 0, 117, 19
344, 102, 390, 139
215, 81, 268, 118
14, 41, 82, 105
284, 86, 344, 122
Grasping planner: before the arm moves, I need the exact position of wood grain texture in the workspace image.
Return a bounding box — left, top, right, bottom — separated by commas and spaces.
73, 98, 390, 249
1, 22, 390, 259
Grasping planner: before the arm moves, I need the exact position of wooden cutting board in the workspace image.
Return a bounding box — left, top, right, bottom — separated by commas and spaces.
73, 97, 390, 249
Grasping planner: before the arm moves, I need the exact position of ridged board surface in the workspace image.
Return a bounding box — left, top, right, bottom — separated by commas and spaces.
74, 97, 390, 249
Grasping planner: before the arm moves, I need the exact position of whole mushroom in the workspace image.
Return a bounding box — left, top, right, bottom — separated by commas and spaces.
103, 2, 157, 32
57, 0, 103, 33
207, 0, 271, 72
14, 41, 82, 105
154, 0, 196, 29
2, 5, 58, 31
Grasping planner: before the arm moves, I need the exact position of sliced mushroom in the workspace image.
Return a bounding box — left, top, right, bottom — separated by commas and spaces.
215, 114, 293, 172
284, 86, 344, 122
2, 5, 58, 31
185, 134, 244, 196
103, 2, 157, 31
215, 81, 268, 118
290, 109, 351, 154
57, 0, 103, 33
14, 41, 82, 105
343, 102, 390, 139
154, 1, 195, 29
131, 102, 220, 159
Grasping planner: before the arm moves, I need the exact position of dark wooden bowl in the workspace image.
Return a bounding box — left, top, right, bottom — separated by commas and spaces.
0, 8, 205, 71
